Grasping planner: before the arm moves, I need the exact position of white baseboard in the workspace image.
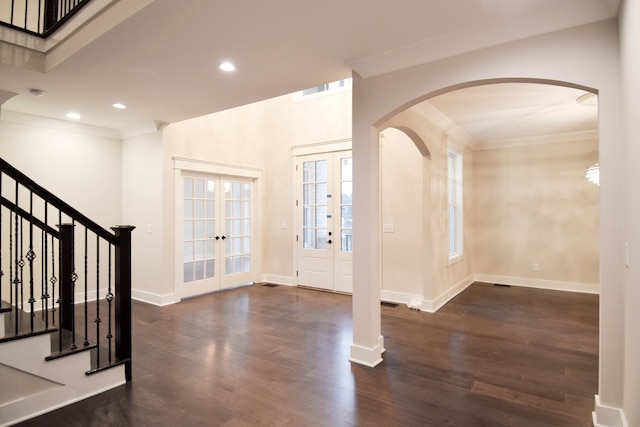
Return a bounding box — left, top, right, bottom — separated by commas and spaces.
421, 275, 474, 313
473, 274, 599, 294
131, 288, 178, 306
261, 274, 295, 286
380, 289, 420, 306
592, 395, 628, 427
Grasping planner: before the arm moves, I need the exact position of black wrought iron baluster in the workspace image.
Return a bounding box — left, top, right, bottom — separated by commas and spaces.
0, 172, 3, 300
19, 213, 25, 311
83, 226, 89, 347
106, 244, 113, 363
27, 191, 37, 332
42, 201, 49, 327
50, 233, 57, 326
41, 228, 45, 320
0, 172, 4, 306
37, 0, 43, 34
13, 182, 20, 335
95, 236, 101, 369
9, 210, 13, 307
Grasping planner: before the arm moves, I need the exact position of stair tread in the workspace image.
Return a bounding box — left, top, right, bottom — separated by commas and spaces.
1, 304, 57, 343
46, 328, 97, 360
0, 300, 11, 313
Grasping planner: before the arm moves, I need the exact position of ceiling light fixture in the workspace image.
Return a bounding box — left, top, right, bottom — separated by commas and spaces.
66, 112, 81, 120
112, 103, 127, 109
29, 88, 45, 97
219, 61, 236, 72
576, 92, 597, 107
585, 163, 600, 186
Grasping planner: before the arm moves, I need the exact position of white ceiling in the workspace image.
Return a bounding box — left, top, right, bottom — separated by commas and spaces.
0, 0, 617, 136
420, 83, 599, 148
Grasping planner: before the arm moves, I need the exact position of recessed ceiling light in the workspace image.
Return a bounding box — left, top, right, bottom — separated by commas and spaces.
66, 112, 81, 120
219, 61, 236, 72
112, 103, 127, 109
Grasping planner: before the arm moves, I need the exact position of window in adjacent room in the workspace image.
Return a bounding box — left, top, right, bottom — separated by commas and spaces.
299, 78, 353, 97
448, 149, 463, 259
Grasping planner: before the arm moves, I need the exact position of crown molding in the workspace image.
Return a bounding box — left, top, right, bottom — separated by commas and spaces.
0, 110, 120, 139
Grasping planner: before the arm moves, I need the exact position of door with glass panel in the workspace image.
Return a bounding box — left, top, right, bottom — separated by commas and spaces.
296, 152, 352, 293
182, 175, 253, 298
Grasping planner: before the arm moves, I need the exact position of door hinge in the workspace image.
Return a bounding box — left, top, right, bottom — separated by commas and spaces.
296, 200, 298, 206
296, 165, 298, 171
296, 270, 299, 277
296, 234, 298, 241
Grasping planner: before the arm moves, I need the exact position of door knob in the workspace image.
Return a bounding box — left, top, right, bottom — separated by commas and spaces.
327, 239, 332, 244
215, 236, 220, 240
221, 235, 227, 240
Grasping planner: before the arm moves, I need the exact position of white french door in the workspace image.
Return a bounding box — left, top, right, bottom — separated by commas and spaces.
181, 174, 254, 299
296, 151, 352, 293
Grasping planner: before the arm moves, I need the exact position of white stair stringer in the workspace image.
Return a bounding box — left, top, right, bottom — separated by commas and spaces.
0, 333, 126, 426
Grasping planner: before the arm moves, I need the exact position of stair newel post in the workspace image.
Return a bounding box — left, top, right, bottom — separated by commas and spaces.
112, 225, 135, 382
58, 224, 75, 335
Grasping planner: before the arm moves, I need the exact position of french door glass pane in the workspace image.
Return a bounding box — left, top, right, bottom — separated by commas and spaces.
302, 160, 328, 250
184, 178, 193, 197
184, 262, 194, 282
224, 179, 251, 276
303, 162, 315, 182
184, 200, 193, 218
194, 200, 204, 218
194, 220, 204, 239
184, 176, 217, 283
194, 179, 204, 197
304, 228, 315, 249
184, 242, 193, 262
184, 221, 193, 240
340, 157, 353, 253
205, 260, 215, 279
316, 160, 327, 181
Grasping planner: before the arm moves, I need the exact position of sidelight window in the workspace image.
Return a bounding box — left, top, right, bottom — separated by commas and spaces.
448, 149, 463, 259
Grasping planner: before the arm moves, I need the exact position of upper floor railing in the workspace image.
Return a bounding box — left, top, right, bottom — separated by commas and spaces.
0, 157, 134, 380
0, 0, 92, 38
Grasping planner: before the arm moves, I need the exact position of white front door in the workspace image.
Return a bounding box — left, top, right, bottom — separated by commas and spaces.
296, 152, 352, 293
181, 174, 254, 299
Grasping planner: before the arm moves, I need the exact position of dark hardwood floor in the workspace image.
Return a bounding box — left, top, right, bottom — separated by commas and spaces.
16, 282, 599, 426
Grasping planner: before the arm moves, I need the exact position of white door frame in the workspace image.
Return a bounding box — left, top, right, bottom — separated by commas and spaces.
173, 157, 263, 299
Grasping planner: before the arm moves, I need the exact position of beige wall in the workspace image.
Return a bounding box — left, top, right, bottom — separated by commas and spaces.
380, 128, 423, 299
121, 130, 164, 301
473, 139, 599, 290
0, 115, 122, 230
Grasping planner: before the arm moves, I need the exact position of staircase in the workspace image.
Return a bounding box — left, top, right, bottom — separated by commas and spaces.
0, 157, 134, 426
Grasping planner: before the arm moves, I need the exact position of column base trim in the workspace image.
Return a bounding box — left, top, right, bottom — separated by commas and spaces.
349, 336, 384, 367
